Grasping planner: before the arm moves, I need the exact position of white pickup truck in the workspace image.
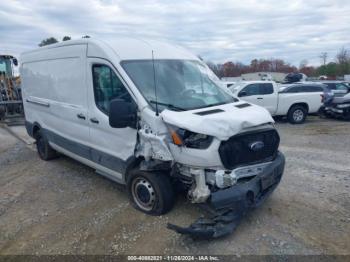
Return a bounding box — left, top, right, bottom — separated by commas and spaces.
230, 81, 324, 124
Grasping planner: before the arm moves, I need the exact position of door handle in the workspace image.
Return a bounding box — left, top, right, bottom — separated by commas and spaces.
90, 117, 99, 124
77, 113, 86, 120
257, 97, 263, 100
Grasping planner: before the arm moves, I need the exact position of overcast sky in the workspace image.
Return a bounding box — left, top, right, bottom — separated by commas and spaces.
1, 0, 349, 66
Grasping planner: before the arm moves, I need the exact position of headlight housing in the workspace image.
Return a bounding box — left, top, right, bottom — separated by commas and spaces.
167, 125, 213, 149
337, 103, 350, 109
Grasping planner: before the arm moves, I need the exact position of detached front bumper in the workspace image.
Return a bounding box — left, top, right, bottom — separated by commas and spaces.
168, 152, 285, 238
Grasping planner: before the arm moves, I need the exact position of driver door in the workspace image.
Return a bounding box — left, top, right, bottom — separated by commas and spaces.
238, 83, 265, 108
87, 58, 137, 180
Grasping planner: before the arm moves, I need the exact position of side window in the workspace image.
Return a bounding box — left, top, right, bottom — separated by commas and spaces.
325, 83, 336, 90
299, 85, 310, 92
92, 64, 131, 115
292, 85, 323, 93
335, 83, 348, 91
309, 85, 324, 92
239, 84, 260, 97
286, 86, 301, 93
260, 83, 274, 94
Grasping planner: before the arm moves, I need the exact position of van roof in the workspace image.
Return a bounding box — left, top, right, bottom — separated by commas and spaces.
21, 37, 198, 61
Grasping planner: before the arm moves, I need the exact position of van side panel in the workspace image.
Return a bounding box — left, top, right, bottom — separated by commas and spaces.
21, 44, 90, 152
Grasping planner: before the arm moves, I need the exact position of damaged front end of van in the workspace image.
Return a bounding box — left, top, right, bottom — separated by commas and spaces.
167, 152, 285, 239
116, 57, 286, 239
133, 101, 285, 239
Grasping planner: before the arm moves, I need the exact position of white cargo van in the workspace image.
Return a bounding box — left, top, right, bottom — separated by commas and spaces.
21, 38, 285, 238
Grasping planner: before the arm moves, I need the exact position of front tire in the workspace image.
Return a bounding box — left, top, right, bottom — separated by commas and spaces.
35, 130, 58, 160
287, 105, 307, 124
127, 169, 175, 215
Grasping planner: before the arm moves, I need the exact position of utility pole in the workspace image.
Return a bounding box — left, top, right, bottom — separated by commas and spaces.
319, 52, 328, 65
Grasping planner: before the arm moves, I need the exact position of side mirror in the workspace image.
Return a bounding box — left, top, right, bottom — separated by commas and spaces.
109, 99, 136, 128
239, 91, 247, 97
12, 58, 18, 66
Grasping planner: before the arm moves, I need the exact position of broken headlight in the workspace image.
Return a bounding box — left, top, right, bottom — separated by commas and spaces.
168, 126, 213, 149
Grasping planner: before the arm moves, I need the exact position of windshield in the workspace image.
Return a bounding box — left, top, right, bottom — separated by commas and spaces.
121, 60, 235, 111
229, 83, 245, 93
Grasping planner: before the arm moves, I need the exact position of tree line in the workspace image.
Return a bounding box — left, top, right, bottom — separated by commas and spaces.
315, 48, 350, 77
207, 59, 297, 78
207, 47, 350, 78
38, 35, 90, 47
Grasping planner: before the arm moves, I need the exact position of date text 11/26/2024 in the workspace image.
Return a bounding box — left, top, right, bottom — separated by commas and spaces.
127, 255, 220, 261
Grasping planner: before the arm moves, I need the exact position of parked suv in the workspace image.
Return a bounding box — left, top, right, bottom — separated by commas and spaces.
21, 38, 285, 238
315, 81, 350, 96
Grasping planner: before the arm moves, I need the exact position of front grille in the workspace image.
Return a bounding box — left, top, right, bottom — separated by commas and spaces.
219, 129, 280, 170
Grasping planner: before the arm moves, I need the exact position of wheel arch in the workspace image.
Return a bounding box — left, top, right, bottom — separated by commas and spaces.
123, 156, 143, 183
289, 102, 309, 113
25, 121, 42, 139
123, 157, 172, 184
32, 122, 42, 139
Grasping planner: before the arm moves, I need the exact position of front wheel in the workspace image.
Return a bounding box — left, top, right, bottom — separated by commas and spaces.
287, 105, 307, 124
127, 170, 175, 215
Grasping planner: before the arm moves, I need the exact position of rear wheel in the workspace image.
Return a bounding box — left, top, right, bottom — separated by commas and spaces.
127, 169, 175, 215
287, 105, 307, 124
35, 129, 58, 160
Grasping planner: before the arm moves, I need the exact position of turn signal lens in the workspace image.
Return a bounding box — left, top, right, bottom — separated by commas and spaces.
171, 130, 183, 145
171, 130, 183, 146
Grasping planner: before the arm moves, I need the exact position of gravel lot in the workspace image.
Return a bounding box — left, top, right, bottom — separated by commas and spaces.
0, 117, 349, 255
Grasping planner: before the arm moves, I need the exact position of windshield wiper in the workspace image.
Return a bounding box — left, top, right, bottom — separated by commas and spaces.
149, 100, 186, 111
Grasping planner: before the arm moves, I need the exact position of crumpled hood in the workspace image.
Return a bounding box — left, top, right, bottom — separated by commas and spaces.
161, 102, 274, 141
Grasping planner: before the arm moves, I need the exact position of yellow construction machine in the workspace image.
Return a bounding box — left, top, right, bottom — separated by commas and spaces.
0, 55, 23, 124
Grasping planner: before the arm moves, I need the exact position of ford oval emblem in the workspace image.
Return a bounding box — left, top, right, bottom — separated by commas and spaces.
249, 141, 265, 152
